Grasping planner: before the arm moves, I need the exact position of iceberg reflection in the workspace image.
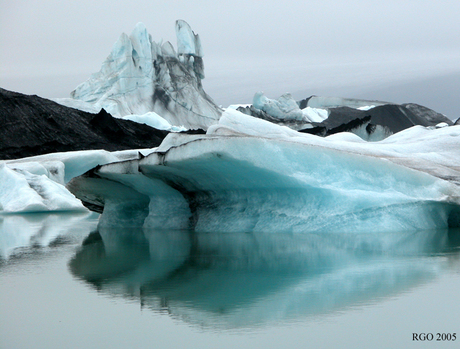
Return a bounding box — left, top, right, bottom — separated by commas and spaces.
0, 212, 99, 260
69, 227, 460, 329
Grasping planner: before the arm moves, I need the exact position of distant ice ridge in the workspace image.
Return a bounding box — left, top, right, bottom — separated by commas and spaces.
67, 109, 460, 234
66, 21, 221, 130
252, 92, 329, 123
241, 93, 453, 141
250, 92, 383, 123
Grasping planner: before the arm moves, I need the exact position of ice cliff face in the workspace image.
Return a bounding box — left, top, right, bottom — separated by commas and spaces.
69, 21, 221, 130
67, 109, 460, 234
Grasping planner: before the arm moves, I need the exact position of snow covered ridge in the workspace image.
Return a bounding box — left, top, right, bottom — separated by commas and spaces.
58, 20, 221, 130
66, 109, 460, 234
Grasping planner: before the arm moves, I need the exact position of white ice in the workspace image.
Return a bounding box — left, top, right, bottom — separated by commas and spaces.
253, 92, 304, 121
357, 105, 376, 111
0, 163, 86, 213
122, 112, 187, 132
301, 106, 329, 122
2, 149, 147, 214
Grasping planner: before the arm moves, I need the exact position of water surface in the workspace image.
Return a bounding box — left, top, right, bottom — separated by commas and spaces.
1, 213, 459, 348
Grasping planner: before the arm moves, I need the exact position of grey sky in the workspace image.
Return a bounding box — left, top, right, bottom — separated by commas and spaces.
1, 0, 460, 116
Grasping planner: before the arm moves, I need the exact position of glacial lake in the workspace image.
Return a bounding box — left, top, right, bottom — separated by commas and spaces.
1, 212, 459, 349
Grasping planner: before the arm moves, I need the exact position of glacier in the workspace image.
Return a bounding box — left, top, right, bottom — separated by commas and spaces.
64, 21, 221, 130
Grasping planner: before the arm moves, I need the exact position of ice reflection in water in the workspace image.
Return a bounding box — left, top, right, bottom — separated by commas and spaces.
0, 212, 99, 260
69, 226, 460, 329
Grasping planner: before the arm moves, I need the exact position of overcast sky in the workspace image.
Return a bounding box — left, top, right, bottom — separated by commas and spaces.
1, 0, 460, 116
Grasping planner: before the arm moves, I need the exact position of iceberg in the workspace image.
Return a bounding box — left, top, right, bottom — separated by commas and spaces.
0, 163, 86, 213
68, 108, 460, 234
253, 92, 305, 121
68, 21, 221, 130
1, 20, 459, 234
240, 93, 453, 141
2, 149, 149, 213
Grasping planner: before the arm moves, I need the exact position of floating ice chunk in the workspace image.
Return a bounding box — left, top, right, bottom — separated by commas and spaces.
357, 105, 376, 111
8, 161, 66, 184
2, 149, 150, 214
122, 112, 187, 132
436, 122, 449, 128
0, 163, 86, 213
6, 149, 141, 184
301, 106, 329, 122
253, 92, 304, 121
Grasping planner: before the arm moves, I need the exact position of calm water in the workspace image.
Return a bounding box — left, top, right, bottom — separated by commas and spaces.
1, 212, 460, 349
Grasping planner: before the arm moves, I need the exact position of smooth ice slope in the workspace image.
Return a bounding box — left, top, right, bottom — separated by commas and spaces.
69, 21, 221, 129
68, 109, 460, 234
